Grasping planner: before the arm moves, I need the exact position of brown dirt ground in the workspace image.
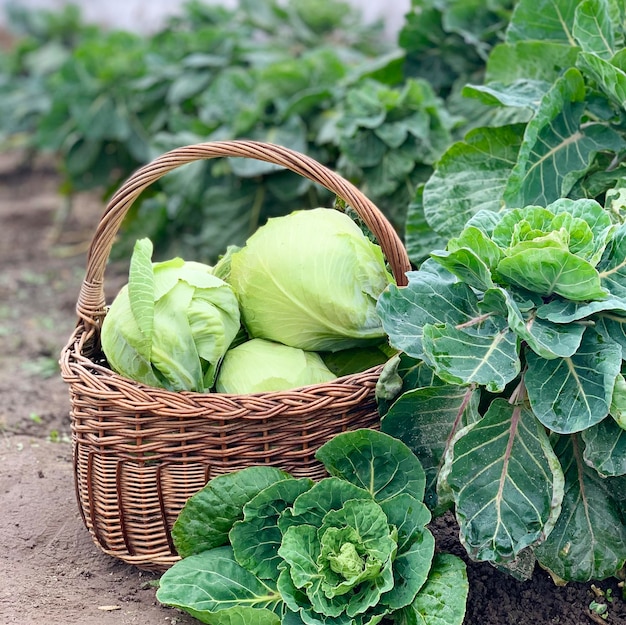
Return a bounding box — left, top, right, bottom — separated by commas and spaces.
0, 150, 625, 625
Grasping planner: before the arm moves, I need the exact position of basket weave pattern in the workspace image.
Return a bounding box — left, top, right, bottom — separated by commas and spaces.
60, 140, 411, 571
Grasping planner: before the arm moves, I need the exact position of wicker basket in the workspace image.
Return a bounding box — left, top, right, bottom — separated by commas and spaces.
60, 140, 411, 571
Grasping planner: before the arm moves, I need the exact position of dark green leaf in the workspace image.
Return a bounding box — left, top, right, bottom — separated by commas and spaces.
422, 315, 520, 393
535, 435, 626, 582
525, 328, 622, 434
582, 416, 626, 476
381, 385, 480, 511
448, 399, 565, 562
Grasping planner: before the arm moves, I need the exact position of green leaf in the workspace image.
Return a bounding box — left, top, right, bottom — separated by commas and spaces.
536, 296, 626, 322
582, 417, 626, 476
483, 288, 585, 359
172, 466, 289, 558
429, 247, 493, 292
380, 495, 435, 610
573, 0, 615, 59
447, 399, 564, 563
486, 42, 580, 84
315, 429, 426, 503
422, 124, 524, 238
407, 554, 468, 625
598, 224, 626, 300
535, 436, 626, 582
577, 51, 626, 109
229, 478, 313, 580
462, 80, 551, 111
503, 68, 625, 207
496, 246, 608, 301
127, 238, 155, 360
506, 0, 578, 44
610, 374, 626, 429
525, 328, 622, 434
422, 315, 521, 393
381, 385, 480, 512
156, 546, 282, 624
377, 272, 481, 361
286, 477, 371, 529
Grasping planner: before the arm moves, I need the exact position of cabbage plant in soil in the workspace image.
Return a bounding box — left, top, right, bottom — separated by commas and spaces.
377, 197, 626, 584
156, 429, 469, 625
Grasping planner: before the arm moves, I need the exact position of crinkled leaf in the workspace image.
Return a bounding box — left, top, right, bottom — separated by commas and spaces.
402, 554, 468, 625
285, 477, 370, 529
448, 226, 503, 272
315, 429, 426, 503
422, 124, 524, 238
230, 478, 313, 581
447, 399, 564, 563
525, 328, 622, 434
535, 436, 626, 582
172, 467, 289, 558
156, 546, 281, 624
377, 272, 480, 361
381, 385, 480, 512
482, 287, 585, 359
422, 315, 520, 393
582, 417, 626, 476
504, 68, 625, 208
380, 495, 435, 610
573, 0, 615, 59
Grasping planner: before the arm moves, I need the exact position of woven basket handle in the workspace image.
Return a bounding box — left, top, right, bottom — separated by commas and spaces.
77, 140, 411, 326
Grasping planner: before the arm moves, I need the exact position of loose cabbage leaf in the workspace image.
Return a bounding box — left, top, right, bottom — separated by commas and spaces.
447, 399, 564, 563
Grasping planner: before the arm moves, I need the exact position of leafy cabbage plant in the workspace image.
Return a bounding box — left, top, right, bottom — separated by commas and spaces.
227, 208, 394, 352
157, 429, 469, 625
377, 197, 626, 583
101, 238, 240, 392
215, 338, 337, 393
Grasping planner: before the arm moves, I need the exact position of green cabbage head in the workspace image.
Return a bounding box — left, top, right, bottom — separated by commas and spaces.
215, 338, 336, 394
227, 208, 394, 352
101, 238, 240, 392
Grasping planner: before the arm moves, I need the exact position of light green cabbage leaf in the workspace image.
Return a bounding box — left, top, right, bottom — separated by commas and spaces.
215, 338, 336, 394
101, 238, 240, 392
228, 208, 393, 352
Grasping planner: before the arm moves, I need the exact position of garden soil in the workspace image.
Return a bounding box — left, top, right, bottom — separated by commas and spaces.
0, 150, 625, 625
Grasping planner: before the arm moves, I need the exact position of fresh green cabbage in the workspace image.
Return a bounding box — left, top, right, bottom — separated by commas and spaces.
215, 338, 336, 394
101, 238, 240, 392
227, 208, 393, 352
